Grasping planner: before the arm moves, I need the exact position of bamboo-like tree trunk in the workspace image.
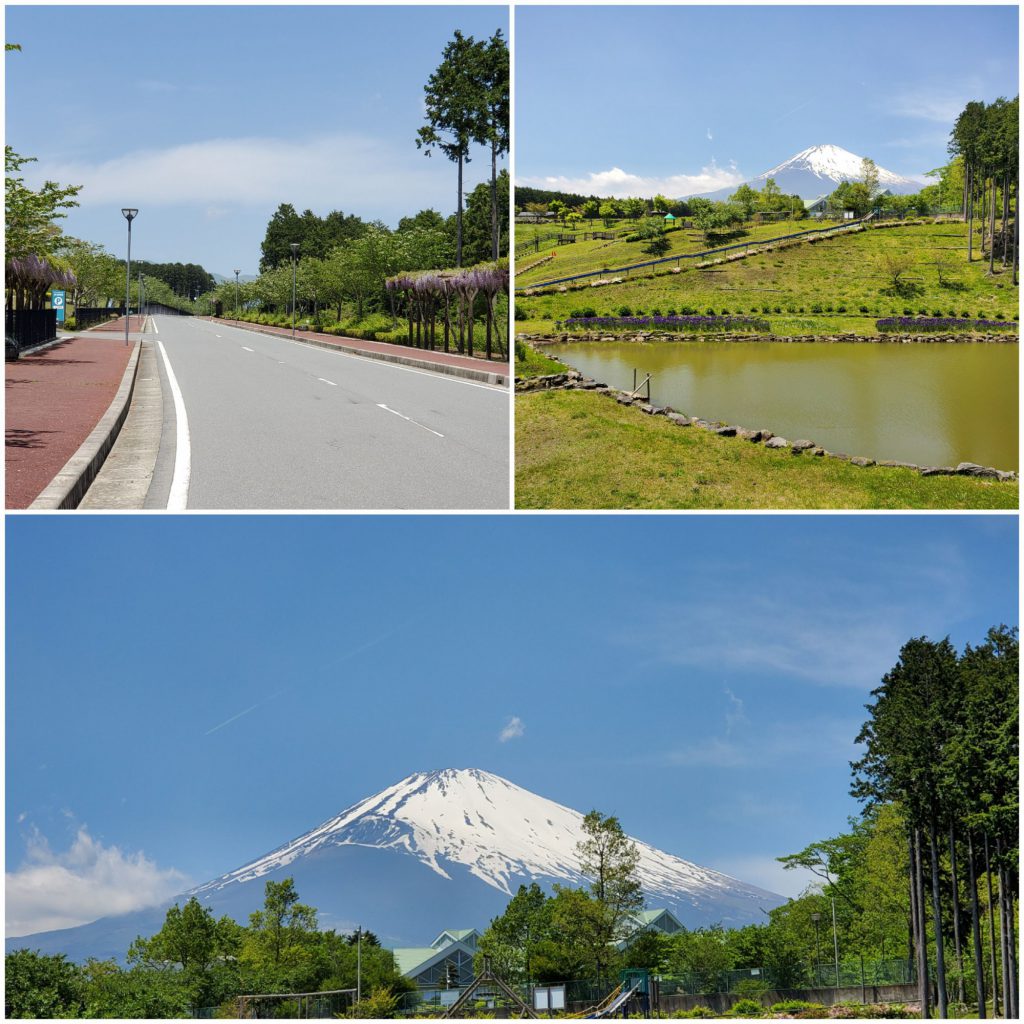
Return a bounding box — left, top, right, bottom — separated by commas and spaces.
914, 830, 932, 1020
950, 829, 965, 1004
1001, 174, 1009, 267
984, 834, 1001, 1015
989, 176, 997, 273
1013, 177, 1019, 286
996, 840, 1010, 1018
929, 824, 950, 1017
490, 140, 499, 262
968, 163, 974, 261
443, 291, 451, 353
456, 152, 464, 268
967, 833, 987, 1018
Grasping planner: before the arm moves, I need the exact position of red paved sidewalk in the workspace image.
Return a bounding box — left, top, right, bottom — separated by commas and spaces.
5, 323, 136, 508
85, 315, 147, 333
211, 317, 509, 374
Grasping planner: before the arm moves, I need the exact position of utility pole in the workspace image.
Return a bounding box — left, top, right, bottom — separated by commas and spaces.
831, 896, 841, 989
356, 926, 362, 1004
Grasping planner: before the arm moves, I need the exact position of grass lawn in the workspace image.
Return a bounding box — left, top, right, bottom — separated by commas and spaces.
515, 390, 1019, 510
515, 222, 1019, 337
515, 343, 566, 377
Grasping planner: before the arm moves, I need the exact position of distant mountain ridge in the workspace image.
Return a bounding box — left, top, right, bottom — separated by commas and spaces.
690, 144, 921, 201
7, 769, 785, 962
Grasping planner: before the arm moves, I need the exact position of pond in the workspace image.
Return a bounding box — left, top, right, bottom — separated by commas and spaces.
553, 339, 1018, 470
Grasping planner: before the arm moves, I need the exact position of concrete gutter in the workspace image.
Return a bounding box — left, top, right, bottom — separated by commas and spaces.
29, 339, 143, 510
208, 318, 508, 386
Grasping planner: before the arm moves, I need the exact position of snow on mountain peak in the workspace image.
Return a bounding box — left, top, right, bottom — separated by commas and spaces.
191, 768, 780, 907
761, 144, 915, 186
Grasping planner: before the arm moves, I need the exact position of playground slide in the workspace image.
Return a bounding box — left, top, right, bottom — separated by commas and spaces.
585, 981, 643, 1019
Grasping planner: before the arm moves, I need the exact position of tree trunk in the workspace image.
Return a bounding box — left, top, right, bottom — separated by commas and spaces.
950, 829, 965, 1004
968, 163, 974, 262
997, 841, 1017, 1019
929, 824, 949, 1017
1013, 176, 1019, 287
989, 173, 997, 274
490, 139, 499, 262
443, 291, 451, 353
984, 834, 1001, 1016
1001, 173, 1009, 267
456, 151, 464, 268
967, 833, 987, 1018
914, 830, 932, 1020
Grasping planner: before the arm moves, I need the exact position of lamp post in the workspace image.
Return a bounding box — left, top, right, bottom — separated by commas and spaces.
121, 208, 138, 346
830, 896, 841, 989
233, 269, 240, 318
138, 271, 144, 323
290, 243, 299, 338
355, 926, 362, 1004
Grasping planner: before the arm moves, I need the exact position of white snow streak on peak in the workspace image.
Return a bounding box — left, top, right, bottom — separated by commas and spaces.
189, 768, 778, 904
761, 144, 914, 185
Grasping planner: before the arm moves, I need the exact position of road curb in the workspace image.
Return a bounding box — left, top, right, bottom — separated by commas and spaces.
29, 339, 144, 510
209, 318, 508, 386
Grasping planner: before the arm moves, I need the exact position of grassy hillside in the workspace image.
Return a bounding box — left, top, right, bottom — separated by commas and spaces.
515, 390, 1019, 510
515, 221, 1018, 336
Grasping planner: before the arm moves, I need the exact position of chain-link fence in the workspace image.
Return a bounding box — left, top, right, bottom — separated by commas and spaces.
656, 958, 916, 996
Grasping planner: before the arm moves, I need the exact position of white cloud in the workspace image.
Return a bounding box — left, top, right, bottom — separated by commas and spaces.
29, 133, 454, 210
517, 160, 744, 200
724, 688, 747, 736
499, 716, 525, 743
706, 129, 713, 141
710, 854, 819, 900
6, 825, 189, 937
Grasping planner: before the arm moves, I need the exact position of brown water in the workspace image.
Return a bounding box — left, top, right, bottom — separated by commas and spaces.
555, 340, 1018, 470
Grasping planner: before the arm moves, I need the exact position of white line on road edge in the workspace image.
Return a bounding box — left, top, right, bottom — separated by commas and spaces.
377, 403, 444, 438
157, 340, 191, 510
150, 317, 159, 334
241, 346, 254, 352
318, 377, 338, 386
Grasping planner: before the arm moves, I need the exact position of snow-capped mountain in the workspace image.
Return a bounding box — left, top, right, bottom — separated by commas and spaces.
691, 144, 921, 201
7, 769, 785, 963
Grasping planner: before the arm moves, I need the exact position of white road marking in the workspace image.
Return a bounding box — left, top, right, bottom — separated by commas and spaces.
241, 346, 254, 352
150, 318, 159, 334
377, 403, 444, 438
318, 377, 337, 386
208, 320, 506, 392
215, 333, 222, 338
156, 340, 191, 511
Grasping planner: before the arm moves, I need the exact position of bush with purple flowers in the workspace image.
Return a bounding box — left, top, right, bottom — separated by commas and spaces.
555, 315, 771, 333
876, 316, 1017, 333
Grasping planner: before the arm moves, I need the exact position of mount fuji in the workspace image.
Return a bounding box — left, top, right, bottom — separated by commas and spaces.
691, 144, 921, 201
7, 769, 785, 963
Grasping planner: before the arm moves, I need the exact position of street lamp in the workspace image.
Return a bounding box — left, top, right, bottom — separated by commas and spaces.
830, 896, 841, 989
138, 271, 144, 323
289, 243, 299, 338
121, 208, 138, 346
355, 926, 362, 1004
810, 912, 822, 978
233, 269, 241, 318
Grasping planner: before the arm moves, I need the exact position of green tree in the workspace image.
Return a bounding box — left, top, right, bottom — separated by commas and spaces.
474, 30, 509, 260
861, 157, 880, 198
732, 184, 759, 219
417, 30, 486, 267
477, 883, 550, 984
5, 950, 84, 1018
5, 146, 81, 263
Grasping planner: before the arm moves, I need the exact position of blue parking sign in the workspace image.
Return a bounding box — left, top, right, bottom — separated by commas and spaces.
51, 289, 66, 324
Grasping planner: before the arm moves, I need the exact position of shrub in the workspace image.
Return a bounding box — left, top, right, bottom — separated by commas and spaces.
859, 305, 870, 314
569, 307, 597, 319
62, 316, 77, 331
810, 303, 823, 314
727, 997, 765, 1017
514, 306, 527, 321
876, 316, 1017, 334
770, 1000, 824, 1015
617, 306, 633, 317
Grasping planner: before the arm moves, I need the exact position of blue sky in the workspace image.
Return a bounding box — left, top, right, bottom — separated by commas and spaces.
516, 5, 1019, 197
6, 515, 1017, 936
5, 6, 507, 277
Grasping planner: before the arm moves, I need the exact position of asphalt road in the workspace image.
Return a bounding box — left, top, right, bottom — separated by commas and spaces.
148, 316, 509, 509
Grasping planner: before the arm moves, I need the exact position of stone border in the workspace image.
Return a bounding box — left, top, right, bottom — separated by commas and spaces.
207, 319, 508, 387
515, 370, 1017, 482
522, 331, 1018, 346
29, 340, 144, 510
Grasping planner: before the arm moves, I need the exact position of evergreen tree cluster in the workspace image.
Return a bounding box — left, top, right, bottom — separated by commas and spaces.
852, 626, 1018, 1018
949, 97, 1019, 279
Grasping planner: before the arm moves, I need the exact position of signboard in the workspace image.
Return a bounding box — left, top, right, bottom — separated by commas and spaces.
51, 290, 66, 324
534, 985, 566, 1011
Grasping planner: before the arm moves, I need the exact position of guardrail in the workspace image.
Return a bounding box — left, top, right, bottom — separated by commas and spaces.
517, 218, 870, 291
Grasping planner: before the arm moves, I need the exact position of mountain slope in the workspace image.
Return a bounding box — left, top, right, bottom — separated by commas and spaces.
691, 144, 921, 201
8, 769, 785, 961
